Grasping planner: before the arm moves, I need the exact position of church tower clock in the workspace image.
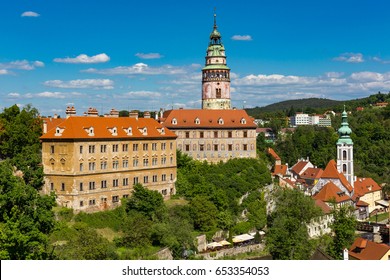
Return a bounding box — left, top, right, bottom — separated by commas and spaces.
202, 12, 231, 110
337, 108, 355, 187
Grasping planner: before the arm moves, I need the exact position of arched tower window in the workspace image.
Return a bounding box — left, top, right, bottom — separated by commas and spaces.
343, 150, 347, 160
216, 88, 221, 98
343, 164, 347, 173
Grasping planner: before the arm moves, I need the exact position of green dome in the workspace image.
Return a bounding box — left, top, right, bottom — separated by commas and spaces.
337, 109, 353, 144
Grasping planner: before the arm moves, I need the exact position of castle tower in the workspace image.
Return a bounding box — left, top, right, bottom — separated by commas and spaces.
202, 11, 231, 110
336, 108, 354, 187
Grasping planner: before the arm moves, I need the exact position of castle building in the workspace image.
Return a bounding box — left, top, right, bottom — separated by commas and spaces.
40, 109, 177, 212
160, 12, 257, 163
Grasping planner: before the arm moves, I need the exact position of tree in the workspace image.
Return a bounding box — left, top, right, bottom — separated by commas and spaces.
266, 188, 322, 259
190, 196, 218, 232
126, 184, 166, 221
327, 204, 356, 260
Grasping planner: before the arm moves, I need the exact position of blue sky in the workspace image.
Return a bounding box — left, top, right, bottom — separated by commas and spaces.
2, 0, 390, 116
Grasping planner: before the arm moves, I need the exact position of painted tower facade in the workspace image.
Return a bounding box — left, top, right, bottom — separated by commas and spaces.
202, 13, 231, 110
336, 109, 354, 187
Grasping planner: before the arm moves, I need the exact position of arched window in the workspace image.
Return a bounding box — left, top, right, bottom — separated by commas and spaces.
343, 150, 347, 160
216, 88, 221, 98
343, 164, 347, 173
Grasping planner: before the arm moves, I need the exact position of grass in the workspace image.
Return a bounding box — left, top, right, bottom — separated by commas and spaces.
368, 212, 389, 222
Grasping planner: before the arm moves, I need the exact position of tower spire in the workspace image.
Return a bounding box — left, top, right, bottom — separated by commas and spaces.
214, 7, 217, 30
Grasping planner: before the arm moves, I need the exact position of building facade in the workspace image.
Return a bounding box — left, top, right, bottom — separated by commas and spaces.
160, 109, 257, 163
41, 113, 177, 212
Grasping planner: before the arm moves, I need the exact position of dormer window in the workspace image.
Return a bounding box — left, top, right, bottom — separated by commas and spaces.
218, 118, 224, 125
139, 127, 147, 135
172, 118, 177, 125
195, 117, 200, 125
108, 127, 117, 136
240, 118, 247, 124
88, 127, 94, 136
55, 127, 65, 136
126, 127, 132, 136
161, 127, 165, 135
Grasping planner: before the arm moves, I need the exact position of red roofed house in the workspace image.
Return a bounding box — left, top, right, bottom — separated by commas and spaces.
290, 158, 314, 180
349, 237, 390, 260
40, 109, 178, 212
308, 199, 333, 238
354, 177, 382, 212
300, 167, 323, 187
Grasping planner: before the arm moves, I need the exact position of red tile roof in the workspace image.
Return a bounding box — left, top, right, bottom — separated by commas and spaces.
313, 182, 352, 203
42, 117, 66, 133
161, 109, 257, 129
267, 148, 281, 161
349, 237, 390, 260
321, 160, 353, 193
300, 168, 323, 180
291, 160, 310, 175
40, 116, 177, 140
354, 177, 382, 197
273, 164, 287, 176
314, 198, 332, 214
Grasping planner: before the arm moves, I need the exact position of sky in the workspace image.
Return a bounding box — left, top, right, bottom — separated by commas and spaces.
2, 0, 390, 116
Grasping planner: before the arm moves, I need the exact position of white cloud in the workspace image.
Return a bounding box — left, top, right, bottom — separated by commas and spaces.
116, 91, 162, 99
135, 53, 163, 59
54, 53, 110, 64
0, 60, 44, 71
84, 63, 187, 75
372, 56, 390, 64
231, 35, 253, 41
44, 79, 114, 89
333, 53, 364, 63
0, 69, 9, 75
233, 74, 316, 86
8, 92, 20, 98
21, 11, 40, 17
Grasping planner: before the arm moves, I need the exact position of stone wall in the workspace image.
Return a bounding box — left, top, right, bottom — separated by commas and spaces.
197, 244, 265, 260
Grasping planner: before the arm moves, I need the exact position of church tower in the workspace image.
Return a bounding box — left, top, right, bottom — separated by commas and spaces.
202, 12, 231, 110
336, 108, 354, 187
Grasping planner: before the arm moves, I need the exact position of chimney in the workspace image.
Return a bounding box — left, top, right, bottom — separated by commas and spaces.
65, 106, 76, 118
129, 111, 138, 120
144, 111, 151, 118
53, 114, 58, 119
109, 108, 119, 118
87, 107, 99, 117
43, 120, 47, 134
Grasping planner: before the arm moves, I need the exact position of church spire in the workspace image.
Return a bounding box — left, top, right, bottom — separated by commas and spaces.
337, 106, 353, 145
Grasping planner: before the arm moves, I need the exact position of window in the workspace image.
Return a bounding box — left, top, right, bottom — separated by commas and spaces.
123, 194, 129, 199
101, 180, 107, 188
122, 144, 128, 152
79, 182, 83, 191
185, 144, 190, 151
113, 160, 119, 169
161, 143, 166, 150
162, 174, 166, 181
200, 144, 204, 151
80, 201, 84, 207
162, 189, 167, 196
214, 144, 218, 151
343, 150, 347, 160
133, 158, 139, 167
170, 156, 173, 164
228, 144, 233, 151
207, 144, 211, 151
243, 144, 248, 151
216, 88, 221, 98
143, 176, 148, 184
161, 157, 166, 165
112, 196, 119, 203
185, 132, 190, 138
89, 162, 95, 171
214, 131, 218, 138
133, 144, 139, 151
101, 161, 107, 170
133, 177, 139, 185
123, 160, 129, 168
152, 175, 158, 182
123, 178, 129, 186
50, 145, 55, 154
50, 182, 54, 191
89, 181, 95, 190
61, 183, 65, 191
228, 131, 232, 138
152, 158, 158, 166
100, 145, 107, 153
200, 131, 204, 138
243, 131, 248, 138
170, 174, 174, 180
112, 144, 118, 152
143, 158, 149, 166
89, 199, 96, 206
143, 143, 148, 151
343, 164, 347, 173
88, 145, 95, 153
79, 163, 83, 171
79, 145, 83, 154
170, 142, 173, 150
152, 143, 157, 151
113, 179, 119, 187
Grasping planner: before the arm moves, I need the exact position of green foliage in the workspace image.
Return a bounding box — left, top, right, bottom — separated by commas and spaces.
74, 205, 127, 231
0, 161, 56, 259
327, 205, 356, 260
57, 207, 74, 222
266, 188, 322, 260
51, 222, 118, 260
190, 196, 218, 231
126, 184, 167, 221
